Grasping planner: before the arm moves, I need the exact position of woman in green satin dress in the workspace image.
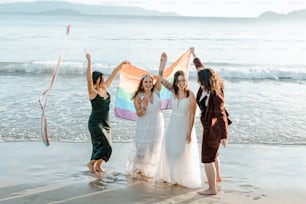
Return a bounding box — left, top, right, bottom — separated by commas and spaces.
85, 52, 129, 178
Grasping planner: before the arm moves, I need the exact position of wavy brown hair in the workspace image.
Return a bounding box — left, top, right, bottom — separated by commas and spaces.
173, 70, 189, 97
131, 74, 154, 100
197, 68, 224, 95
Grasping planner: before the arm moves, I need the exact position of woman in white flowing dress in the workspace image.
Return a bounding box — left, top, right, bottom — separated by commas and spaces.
155, 53, 202, 188
126, 54, 166, 178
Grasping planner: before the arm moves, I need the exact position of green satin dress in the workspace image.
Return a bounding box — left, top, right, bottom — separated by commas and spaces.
88, 93, 112, 162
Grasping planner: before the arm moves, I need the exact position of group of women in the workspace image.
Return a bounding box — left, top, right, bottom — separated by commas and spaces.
85, 47, 230, 195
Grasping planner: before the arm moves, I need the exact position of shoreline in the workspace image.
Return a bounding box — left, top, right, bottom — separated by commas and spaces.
0, 142, 305, 203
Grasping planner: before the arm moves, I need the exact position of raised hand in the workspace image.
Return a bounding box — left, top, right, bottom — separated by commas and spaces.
86, 53, 91, 62
190, 47, 194, 54
159, 52, 167, 76
120, 61, 130, 66
190, 47, 196, 58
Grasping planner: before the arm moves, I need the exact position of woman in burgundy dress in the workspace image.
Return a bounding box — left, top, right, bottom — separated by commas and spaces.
190, 47, 229, 195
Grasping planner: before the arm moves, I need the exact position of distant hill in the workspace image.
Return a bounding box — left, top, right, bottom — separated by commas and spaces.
0, 1, 178, 16
258, 9, 306, 20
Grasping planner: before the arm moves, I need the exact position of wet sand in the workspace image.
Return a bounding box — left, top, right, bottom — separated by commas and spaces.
0, 142, 305, 203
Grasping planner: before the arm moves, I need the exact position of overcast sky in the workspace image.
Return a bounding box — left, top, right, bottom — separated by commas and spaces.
1, 0, 306, 17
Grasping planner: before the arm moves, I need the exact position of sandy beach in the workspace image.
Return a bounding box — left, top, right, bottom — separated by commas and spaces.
0, 142, 305, 204
1, 2, 306, 203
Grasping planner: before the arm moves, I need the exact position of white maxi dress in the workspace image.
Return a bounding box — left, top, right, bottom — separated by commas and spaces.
126, 91, 164, 177
155, 94, 202, 188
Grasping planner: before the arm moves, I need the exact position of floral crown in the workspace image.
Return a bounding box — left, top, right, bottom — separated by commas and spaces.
141, 74, 152, 80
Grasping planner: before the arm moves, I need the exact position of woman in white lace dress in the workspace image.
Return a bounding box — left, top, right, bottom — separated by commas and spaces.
155, 53, 202, 188
126, 54, 166, 178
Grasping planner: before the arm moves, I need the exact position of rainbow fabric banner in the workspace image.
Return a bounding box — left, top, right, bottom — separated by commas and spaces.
115, 49, 191, 121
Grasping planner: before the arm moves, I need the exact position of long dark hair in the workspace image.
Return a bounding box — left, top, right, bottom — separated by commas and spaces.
198, 68, 223, 95
132, 74, 154, 99
173, 70, 189, 97
92, 71, 103, 86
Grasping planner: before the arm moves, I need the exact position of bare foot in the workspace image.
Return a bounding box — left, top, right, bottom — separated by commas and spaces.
95, 170, 102, 179
197, 189, 217, 195
87, 162, 94, 173
95, 167, 106, 173
135, 169, 143, 175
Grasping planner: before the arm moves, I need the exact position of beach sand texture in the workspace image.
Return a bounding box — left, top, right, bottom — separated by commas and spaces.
0, 142, 305, 204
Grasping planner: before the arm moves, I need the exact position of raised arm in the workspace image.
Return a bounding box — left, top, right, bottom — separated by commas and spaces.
104, 61, 129, 89
86, 53, 96, 99
158, 52, 173, 91
155, 52, 167, 91
187, 91, 197, 143
190, 47, 205, 72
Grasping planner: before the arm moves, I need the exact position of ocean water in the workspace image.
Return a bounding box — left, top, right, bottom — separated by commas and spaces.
0, 14, 306, 145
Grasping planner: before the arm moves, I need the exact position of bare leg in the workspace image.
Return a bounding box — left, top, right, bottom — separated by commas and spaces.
87, 160, 95, 173
197, 163, 217, 195
95, 159, 106, 173
215, 157, 222, 182
94, 159, 103, 179
204, 156, 221, 183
